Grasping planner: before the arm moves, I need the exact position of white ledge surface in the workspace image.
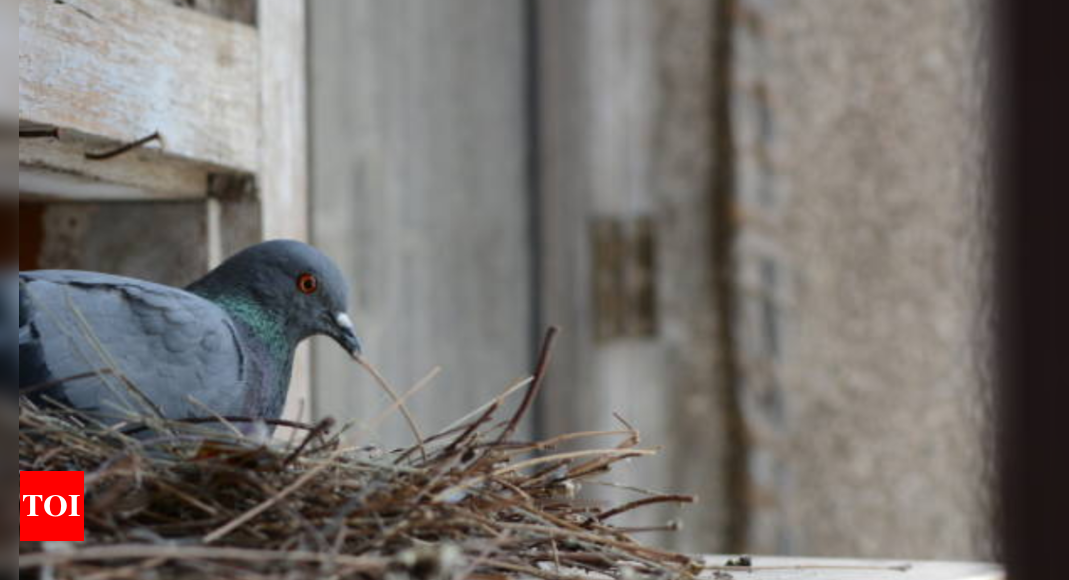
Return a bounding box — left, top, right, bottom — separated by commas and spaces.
697, 556, 1003, 580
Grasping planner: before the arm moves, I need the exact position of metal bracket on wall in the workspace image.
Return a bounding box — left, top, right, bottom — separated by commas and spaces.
591, 216, 658, 342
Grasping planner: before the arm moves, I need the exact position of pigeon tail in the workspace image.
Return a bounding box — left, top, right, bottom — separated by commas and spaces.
15, 278, 55, 394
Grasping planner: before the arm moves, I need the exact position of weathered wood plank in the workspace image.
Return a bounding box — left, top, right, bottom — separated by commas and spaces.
308, 0, 532, 445
257, 0, 308, 245
258, 0, 310, 422
19, 0, 259, 174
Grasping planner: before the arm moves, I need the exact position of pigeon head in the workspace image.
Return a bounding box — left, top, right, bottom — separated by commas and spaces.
188, 240, 363, 357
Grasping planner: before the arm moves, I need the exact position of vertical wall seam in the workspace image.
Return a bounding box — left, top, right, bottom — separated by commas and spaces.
711, 0, 749, 552
524, 0, 547, 441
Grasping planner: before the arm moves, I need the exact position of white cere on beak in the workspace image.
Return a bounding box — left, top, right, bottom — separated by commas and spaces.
336, 312, 355, 332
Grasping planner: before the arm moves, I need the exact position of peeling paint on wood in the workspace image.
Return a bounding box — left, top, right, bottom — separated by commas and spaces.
19, 0, 259, 173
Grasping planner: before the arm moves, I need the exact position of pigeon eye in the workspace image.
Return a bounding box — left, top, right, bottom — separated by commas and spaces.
297, 273, 319, 294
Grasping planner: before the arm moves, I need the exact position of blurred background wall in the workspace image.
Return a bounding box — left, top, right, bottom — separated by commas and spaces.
309, 0, 535, 446
725, 0, 991, 557
308, 0, 992, 559
17, 0, 992, 561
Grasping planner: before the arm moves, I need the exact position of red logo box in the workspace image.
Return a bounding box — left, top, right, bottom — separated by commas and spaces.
20, 471, 85, 542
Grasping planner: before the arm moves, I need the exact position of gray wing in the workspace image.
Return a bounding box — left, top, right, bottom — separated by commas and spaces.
19, 270, 248, 421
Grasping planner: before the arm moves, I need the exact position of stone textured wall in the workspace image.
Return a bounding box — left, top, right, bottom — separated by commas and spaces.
729, 0, 992, 558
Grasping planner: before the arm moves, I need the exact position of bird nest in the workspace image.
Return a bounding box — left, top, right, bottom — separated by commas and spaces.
18, 329, 705, 580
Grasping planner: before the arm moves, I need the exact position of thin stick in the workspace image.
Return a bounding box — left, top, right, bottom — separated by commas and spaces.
122, 415, 319, 437
283, 417, 336, 466
19, 369, 115, 396
500, 429, 633, 455
84, 131, 162, 160
204, 450, 342, 544
494, 522, 692, 565
613, 523, 681, 534
704, 563, 913, 573
64, 294, 168, 421
363, 365, 441, 434
596, 495, 697, 522
497, 327, 559, 445
152, 480, 220, 517
586, 480, 674, 497
18, 544, 386, 571
433, 449, 657, 502
492, 449, 657, 478
185, 395, 245, 438
437, 376, 533, 435
19, 127, 59, 139
79, 556, 168, 580
353, 354, 426, 459
405, 375, 535, 464
443, 399, 499, 457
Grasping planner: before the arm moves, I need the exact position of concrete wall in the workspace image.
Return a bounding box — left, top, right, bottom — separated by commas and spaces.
729, 0, 992, 558
537, 0, 728, 553
308, 0, 534, 446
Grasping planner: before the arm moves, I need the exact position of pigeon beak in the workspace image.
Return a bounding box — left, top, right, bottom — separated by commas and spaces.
333, 312, 364, 357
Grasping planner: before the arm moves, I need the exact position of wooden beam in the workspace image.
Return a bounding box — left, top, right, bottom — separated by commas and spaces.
19, 0, 259, 180
257, 0, 308, 243
258, 0, 310, 422
18, 131, 210, 202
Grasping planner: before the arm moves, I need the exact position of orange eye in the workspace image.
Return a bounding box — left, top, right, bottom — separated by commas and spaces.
297, 273, 318, 294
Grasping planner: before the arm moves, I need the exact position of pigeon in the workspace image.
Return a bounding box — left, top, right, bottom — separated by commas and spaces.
17, 240, 362, 424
